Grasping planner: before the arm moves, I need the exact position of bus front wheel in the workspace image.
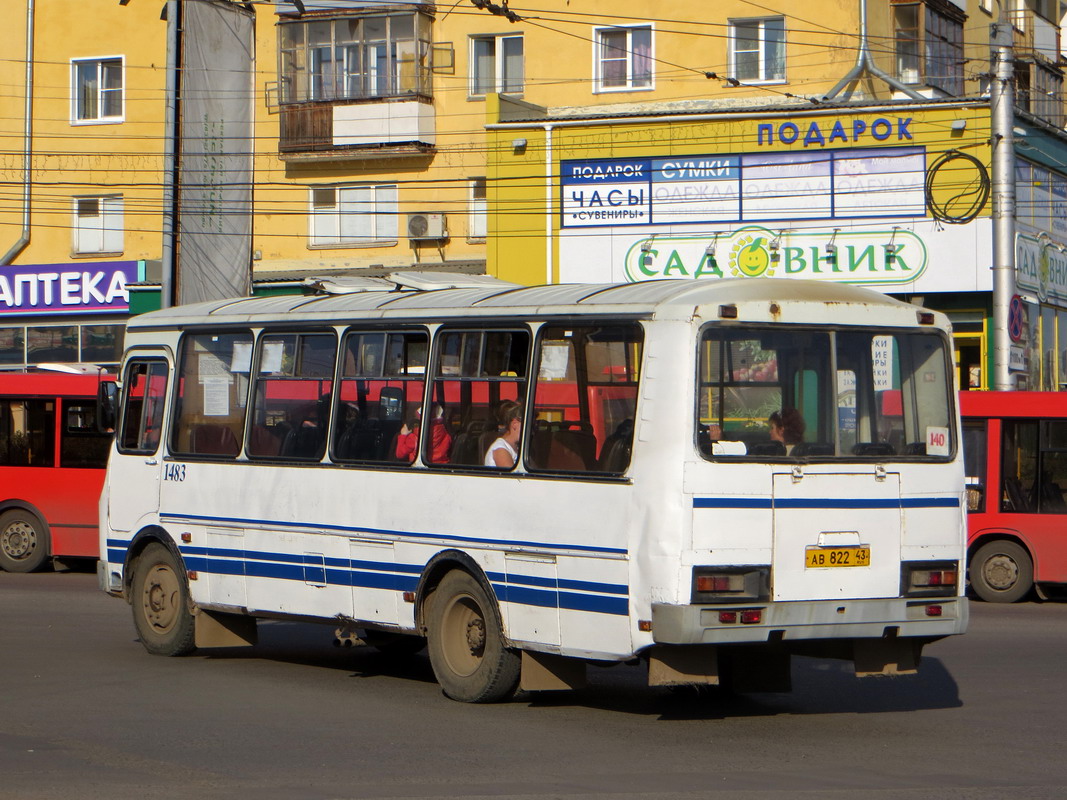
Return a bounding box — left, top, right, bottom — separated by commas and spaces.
0, 509, 49, 573
426, 570, 519, 703
131, 543, 196, 656
970, 540, 1034, 603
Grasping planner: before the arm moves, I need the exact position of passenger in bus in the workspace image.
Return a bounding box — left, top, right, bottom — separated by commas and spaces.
769, 408, 805, 455
484, 400, 522, 468
396, 404, 453, 463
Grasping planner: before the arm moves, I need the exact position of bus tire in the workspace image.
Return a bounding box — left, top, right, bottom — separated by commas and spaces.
426, 570, 519, 703
0, 509, 50, 573
970, 540, 1034, 603
131, 543, 196, 656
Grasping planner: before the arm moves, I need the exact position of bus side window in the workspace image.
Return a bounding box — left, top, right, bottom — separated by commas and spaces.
247, 332, 336, 462
528, 323, 642, 475
332, 330, 428, 465
61, 400, 111, 468
1000, 420, 1037, 514
430, 328, 528, 469
1038, 420, 1067, 514
0, 398, 55, 467
170, 332, 252, 459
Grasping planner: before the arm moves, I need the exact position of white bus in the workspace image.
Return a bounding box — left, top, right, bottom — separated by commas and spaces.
98, 277, 967, 702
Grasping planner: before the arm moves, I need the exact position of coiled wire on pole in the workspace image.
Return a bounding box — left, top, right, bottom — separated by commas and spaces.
925, 149, 990, 224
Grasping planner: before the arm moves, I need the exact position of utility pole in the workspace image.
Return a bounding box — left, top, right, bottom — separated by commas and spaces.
990, 21, 1016, 390
160, 0, 180, 309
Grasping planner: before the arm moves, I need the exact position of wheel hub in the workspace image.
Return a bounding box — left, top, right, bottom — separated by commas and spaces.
983, 555, 1019, 590
1, 520, 37, 560
465, 618, 486, 654
142, 565, 179, 632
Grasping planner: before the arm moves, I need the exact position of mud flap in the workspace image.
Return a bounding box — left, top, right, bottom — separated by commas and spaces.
520, 651, 587, 691
194, 609, 258, 648
647, 645, 719, 686
853, 638, 922, 676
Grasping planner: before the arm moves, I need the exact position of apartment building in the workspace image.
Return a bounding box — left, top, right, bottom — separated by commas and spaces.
0, 0, 1065, 388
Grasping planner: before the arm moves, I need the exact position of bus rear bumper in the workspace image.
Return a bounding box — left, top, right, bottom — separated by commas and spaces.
651, 596, 968, 645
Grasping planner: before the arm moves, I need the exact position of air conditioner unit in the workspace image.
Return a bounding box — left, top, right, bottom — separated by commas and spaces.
407, 212, 447, 241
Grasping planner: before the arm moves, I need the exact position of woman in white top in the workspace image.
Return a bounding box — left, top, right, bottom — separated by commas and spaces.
484, 400, 523, 468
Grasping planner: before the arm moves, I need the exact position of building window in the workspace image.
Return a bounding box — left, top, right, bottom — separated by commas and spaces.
278, 13, 432, 104
310, 185, 398, 246
469, 178, 487, 241
470, 34, 524, 96
594, 25, 652, 92
72, 57, 123, 123
894, 2, 964, 96
73, 196, 123, 255
729, 18, 785, 82
1017, 60, 1064, 127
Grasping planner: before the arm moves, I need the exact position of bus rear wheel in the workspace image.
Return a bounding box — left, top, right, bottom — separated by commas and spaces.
0, 509, 49, 573
426, 570, 519, 703
970, 540, 1034, 603
131, 543, 195, 656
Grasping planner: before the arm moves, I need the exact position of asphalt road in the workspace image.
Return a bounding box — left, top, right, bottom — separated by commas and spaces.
2, 569, 1066, 800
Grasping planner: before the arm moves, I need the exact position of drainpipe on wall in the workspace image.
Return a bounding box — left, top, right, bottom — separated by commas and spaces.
1, 0, 34, 265
822, 0, 926, 102
544, 124, 554, 285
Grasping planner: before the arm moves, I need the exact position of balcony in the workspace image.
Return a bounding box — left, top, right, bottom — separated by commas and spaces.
279, 99, 436, 162
1010, 7, 1060, 64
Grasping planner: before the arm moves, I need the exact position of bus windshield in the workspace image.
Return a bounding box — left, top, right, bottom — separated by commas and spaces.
698, 327, 954, 459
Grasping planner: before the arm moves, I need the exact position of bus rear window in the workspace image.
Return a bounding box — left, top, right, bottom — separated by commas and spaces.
698, 327, 953, 460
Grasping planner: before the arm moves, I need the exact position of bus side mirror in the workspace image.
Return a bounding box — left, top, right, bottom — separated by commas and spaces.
97, 381, 119, 433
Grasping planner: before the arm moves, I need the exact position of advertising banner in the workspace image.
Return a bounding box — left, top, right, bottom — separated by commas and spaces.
178, 0, 254, 304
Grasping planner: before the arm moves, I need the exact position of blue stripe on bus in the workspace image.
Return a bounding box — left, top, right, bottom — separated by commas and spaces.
110, 538, 630, 616
159, 512, 628, 556
693, 496, 960, 510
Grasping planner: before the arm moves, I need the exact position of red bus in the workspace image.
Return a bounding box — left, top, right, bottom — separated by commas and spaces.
960, 391, 1067, 602
0, 370, 114, 572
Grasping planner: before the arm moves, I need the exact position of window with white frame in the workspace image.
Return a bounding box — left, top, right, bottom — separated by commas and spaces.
73, 196, 123, 254
72, 57, 123, 123
469, 178, 487, 241
310, 185, 398, 246
594, 25, 652, 92
729, 18, 785, 83
470, 34, 524, 96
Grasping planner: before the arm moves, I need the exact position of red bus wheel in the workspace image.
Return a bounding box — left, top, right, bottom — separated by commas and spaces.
0, 509, 50, 573
970, 540, 1033, 603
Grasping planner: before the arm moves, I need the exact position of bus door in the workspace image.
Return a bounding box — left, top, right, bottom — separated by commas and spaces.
771, 471, 902, 601
108, 358, 170, 533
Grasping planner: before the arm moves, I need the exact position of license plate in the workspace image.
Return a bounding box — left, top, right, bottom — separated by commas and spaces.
805, 545, 870, 568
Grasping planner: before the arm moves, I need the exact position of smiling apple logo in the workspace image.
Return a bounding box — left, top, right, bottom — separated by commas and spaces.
729, 236, 775, 278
